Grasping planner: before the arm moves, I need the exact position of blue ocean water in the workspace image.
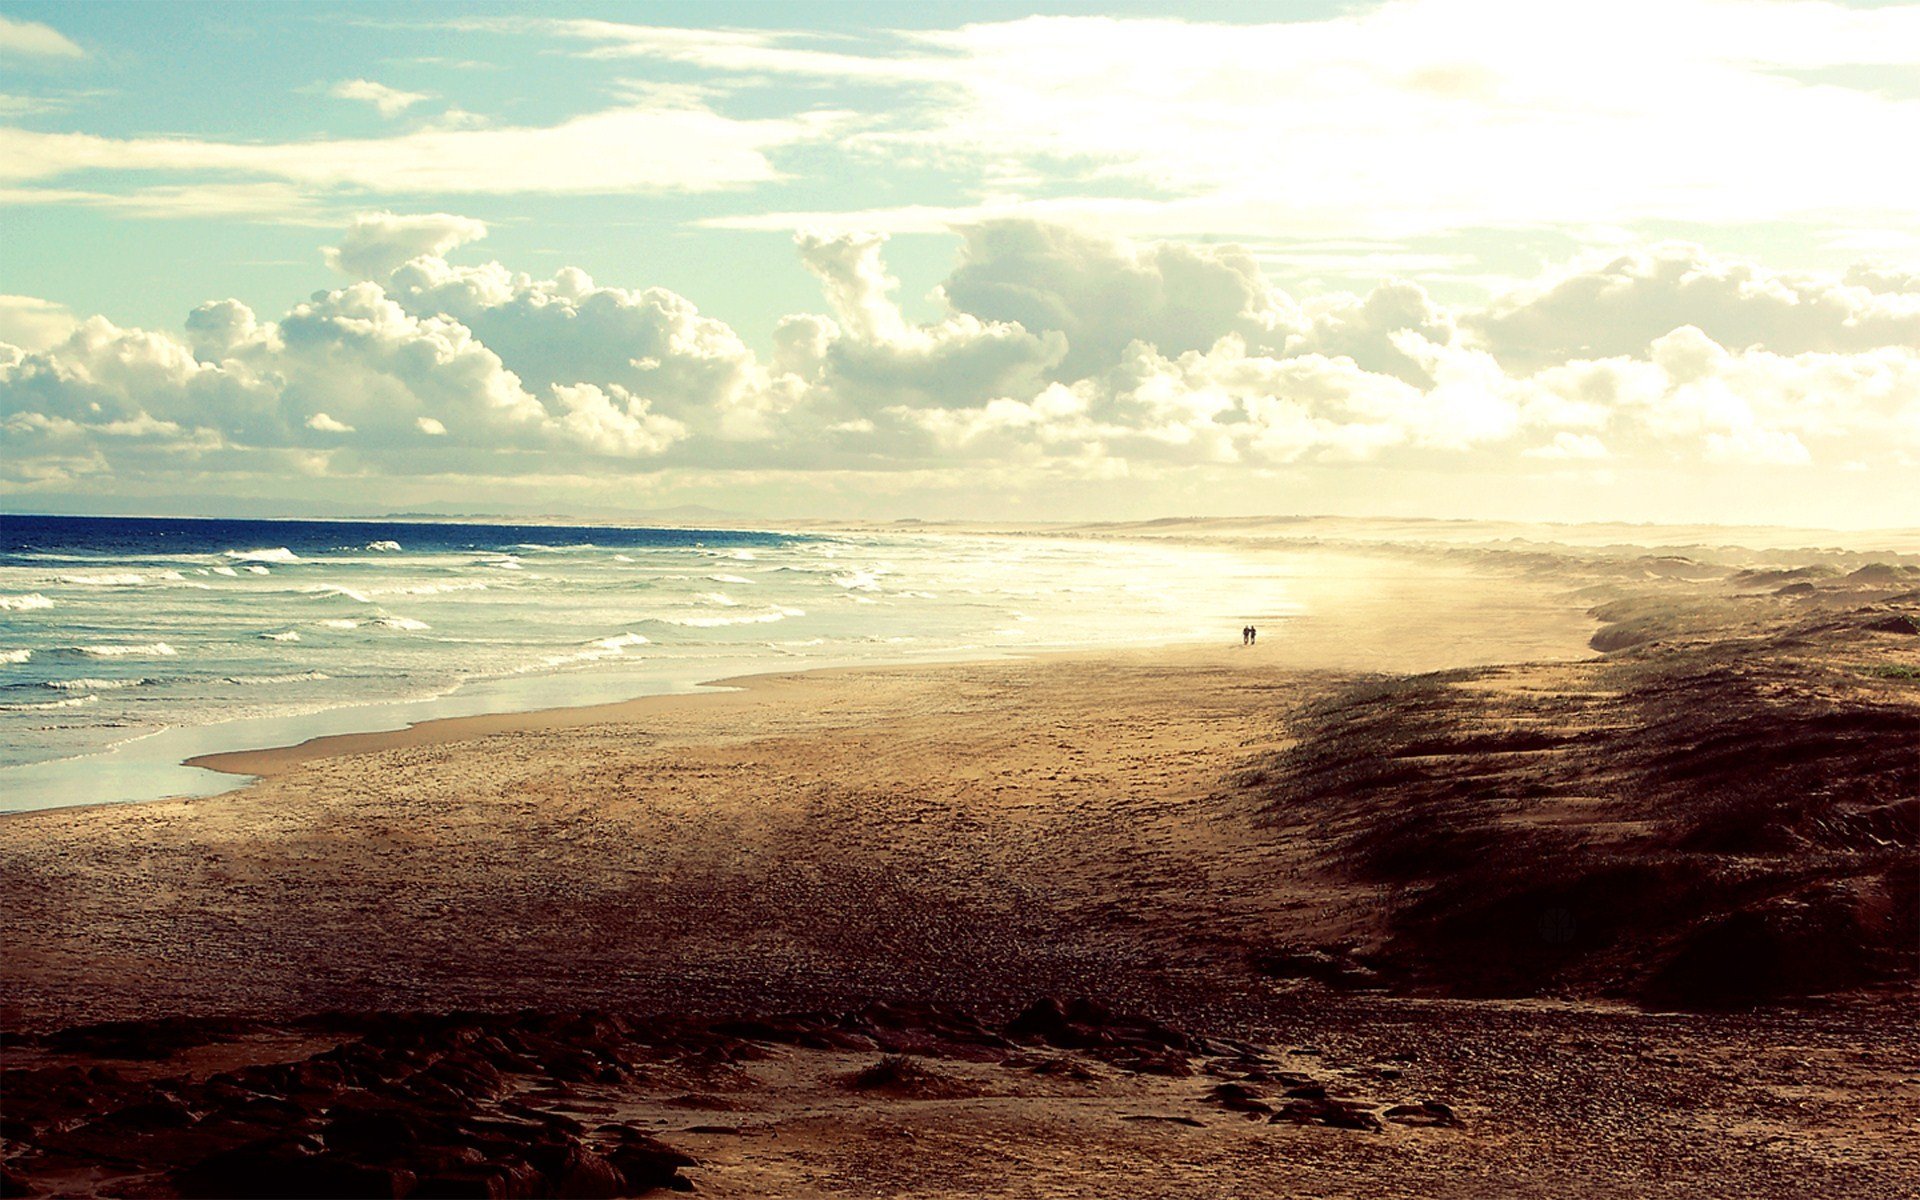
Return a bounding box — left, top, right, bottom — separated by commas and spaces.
0, 514, 1300, 810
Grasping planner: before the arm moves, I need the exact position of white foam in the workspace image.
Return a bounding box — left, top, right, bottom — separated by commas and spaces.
0, 593, 54, 611
76, 642, 178, 658
244, 565, 271, 575
1, 648, 32, 664
537, 630, 652, 669
659, 605, 804, 628
315, 619, 361, 630
58, 572, 180, 586
372, 581, 488, 597
305, 585, 373, 604
211, 566, 239, 577
366, 540, 402, 552
707, 574, 752, 584
694, 592, 740, 607
225, 547, 300, 564
46, 677, 144, 690
0, 694, 97, 711
373, 615, 431, 631
261, 630, 302, 642
225, 671, 330, 685
831, 569, 883, 591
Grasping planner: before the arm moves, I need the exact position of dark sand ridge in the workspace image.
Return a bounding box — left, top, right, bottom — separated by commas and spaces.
2, 541, 1915, 1198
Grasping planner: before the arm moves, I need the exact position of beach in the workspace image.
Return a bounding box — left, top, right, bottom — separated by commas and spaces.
2, 531, 1915, 1198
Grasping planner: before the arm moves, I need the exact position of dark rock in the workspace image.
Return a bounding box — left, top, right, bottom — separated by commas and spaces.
601, 1128, 697, 1194
1, 1163, 34, 1197
1384, 1100, 1460, 1127
1206, 1082, 1272, 1118
173, 1135, 415, 1199
1271, 1097, 1383, 1132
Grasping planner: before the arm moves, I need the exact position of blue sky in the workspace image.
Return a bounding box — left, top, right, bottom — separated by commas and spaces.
2, 1, 1918, 523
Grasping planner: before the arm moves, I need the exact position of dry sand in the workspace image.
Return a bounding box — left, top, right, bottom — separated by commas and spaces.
1, 539, 1914, 1199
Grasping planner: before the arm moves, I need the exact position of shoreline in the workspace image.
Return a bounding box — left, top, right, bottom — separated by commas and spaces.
6, 542, 1600, 818
178, 652, 1047, 782
9, 552, 1601, 822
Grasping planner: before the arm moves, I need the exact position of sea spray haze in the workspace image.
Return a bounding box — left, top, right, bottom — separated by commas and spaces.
0, 514, 1298, 796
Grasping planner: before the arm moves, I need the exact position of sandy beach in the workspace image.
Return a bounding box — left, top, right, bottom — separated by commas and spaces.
3, 534, 1915, 1198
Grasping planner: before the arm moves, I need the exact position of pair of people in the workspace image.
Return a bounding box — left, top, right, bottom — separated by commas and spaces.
1241, 624, 1258, 645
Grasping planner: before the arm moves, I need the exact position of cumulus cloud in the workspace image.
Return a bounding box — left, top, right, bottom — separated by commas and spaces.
1476, 243, 1920, 369
324, 211, 489, 279
329, 79, 432, 118
2, 215, 1916, 512
0, 295, 78, 352
941, 221, 1289, 381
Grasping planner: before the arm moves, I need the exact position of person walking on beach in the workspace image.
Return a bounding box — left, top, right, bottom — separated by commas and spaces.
1241, 625, 1251, 645
1249, 625, 1258, 645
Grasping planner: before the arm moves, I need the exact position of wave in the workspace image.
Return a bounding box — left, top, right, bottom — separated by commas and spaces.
0, 593, 54, 611
243, 565, 271, 576
260, 630, 301, 642
225, 547, 300, 564
478, 555, 523, 571
58, 571, 184, 586
224, 671, 330, 686
1, 649, 31, 665
315, 619, 361, 630
373, 615, 431, 631
45, 677, 145, 690
304, 585, 373, 604
694, 592, 739, 607
706, 574, 752, 585
592, 631, 651, 651
0, 694, 97, 712
371, 581, 489, 596
366, 540, 402, 552
655, 605, 804, 628
538, 630, 651, 669
509, 542, 597, 553
211, 565, 239, 577
831, 569, 884, 591
75, 642, 178, 658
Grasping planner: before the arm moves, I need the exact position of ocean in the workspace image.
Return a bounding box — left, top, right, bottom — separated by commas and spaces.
0, 514, 1299, 811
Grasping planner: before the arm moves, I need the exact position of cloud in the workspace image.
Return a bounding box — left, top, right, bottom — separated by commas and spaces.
941, 221, 1289, 381
1476, 243, 1920, 369
329, 79, 432, 118
306, 412, 354, 434
325, 211, 489, 278
3, 217, 1916, 516
616, 2, 1920, 244
381, 254, 773, 438
0, 97, 850, 199
0, 295, 78, 352
0, 181, 332, 223
0, 15, 82, 58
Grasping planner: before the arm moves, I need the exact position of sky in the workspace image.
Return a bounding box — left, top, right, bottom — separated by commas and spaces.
1, 0, 1918, 526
